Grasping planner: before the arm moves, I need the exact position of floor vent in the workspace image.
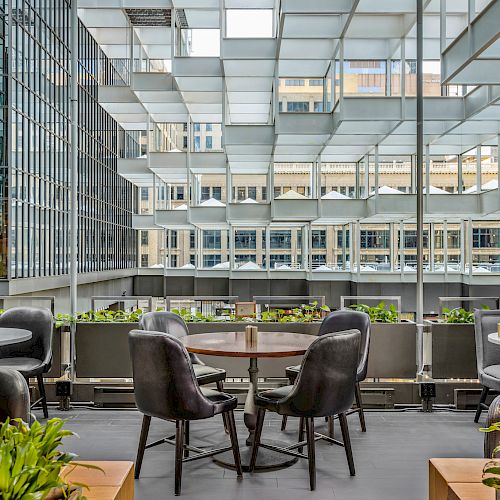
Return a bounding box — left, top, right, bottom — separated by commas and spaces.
94, 387, 135, 408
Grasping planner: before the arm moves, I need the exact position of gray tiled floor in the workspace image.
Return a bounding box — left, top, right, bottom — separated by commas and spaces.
48, 408, 483, 500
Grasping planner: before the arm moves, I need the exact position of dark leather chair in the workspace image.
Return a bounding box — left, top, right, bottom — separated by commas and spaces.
0, 367, 30, 423
474, 309, 500, 422
129, 329, 243, 496
0, 307, 53, 418
484, 395, 500, 458
139, 311, 226, 389
282, 310, 370, 433
250, 330, 361, 491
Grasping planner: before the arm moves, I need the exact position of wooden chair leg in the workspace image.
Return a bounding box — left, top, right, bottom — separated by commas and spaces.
339, 413, 355, 476
216, 381, 230, 434
475, 386, 489, 423
298, 416, 305, 453
184, 421, 190, 458
355, 383, 367, 432
249, 408, 266, 472
175, 420, 185, 496
135, 415, 151, 479
328, 416, 334, 440
281, 415, 288, 431
226, 410, 243, 478
36, 374, 49, 418
306, 417, 316, 491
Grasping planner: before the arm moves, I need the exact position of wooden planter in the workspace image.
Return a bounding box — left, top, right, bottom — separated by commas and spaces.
366, 322, 417, 379
429, 321, 477, 379
46, 327, 62, 379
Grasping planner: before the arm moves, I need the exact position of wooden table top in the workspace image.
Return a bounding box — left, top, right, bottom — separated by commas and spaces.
448, 483, 495, 500
181, 331, 316, 358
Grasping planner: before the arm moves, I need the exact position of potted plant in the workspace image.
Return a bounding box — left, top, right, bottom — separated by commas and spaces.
0, 417, 99, 499
480, 418, 500, 498
427, 306, 480, 379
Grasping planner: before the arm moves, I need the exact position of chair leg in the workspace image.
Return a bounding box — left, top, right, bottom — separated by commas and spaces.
135, 415, 151, 479
475, 386, 489, 423
281, 415, 288, 431
355, 383, 367, 432
175, 420, 185, 496
216, 381, 230, 434
339, 413, 355, 476
298, 416, 305, 453
306, 417, 316, 491
36, 374, 49, 419
249, 408, 266, 472
226, 410, 243, 478
184, 421, 190, 458
327, 416, 334, 440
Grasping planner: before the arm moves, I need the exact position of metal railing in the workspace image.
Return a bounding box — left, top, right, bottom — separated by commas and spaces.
438, 296, 500, 316
90, 296, 154, 312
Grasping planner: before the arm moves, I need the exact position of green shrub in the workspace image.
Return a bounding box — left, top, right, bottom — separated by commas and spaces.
349, 302, 398, 323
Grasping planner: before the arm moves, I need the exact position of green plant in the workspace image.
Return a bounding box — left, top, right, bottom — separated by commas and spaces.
0, 418, 99, 499
171, 308, 216, 323
259, 301, 330, 323
349, 302, 398, 323
54, 314, 75, 330
480, 418, 500, 490
442, 304, 490, 324
76, 309, 143, 323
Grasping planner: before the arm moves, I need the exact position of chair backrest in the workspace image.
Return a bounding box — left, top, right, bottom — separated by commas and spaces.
0, 367, 30, 423
484, 395, 500, 458
0, 307, 53, 367
319, 310, 371, 381
281, 329, 361, 418
474, 309, 500, 372
128, 329, 215, 421
138, 311, 202, 364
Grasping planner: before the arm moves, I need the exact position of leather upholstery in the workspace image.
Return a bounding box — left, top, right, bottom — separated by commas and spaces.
0, 307, 53, 376
286, 310, 371, 383
484, 395, 500, 458
474, 310, 500, 391
256, 330, 361, 417
129, 330, 236, 421
139, 311, 203, 365
0, 367, 30, 422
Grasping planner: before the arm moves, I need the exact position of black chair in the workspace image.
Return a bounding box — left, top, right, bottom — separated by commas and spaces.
484, 395, 500, 458
0, 307, 53, 418
129, 329, 243, 496
474, 309, 500, 422
139, 311, 226, 390
0, 367, 30, 423
250, 330, 361, 491
282, 309, 370, 434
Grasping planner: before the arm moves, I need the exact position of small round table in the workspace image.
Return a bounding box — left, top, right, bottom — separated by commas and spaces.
181, 330, 316, 471
0, 327, 32, 346
488, 332, 500, 345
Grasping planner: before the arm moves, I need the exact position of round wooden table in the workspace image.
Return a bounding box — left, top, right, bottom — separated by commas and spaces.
0, 327, 32, 346
181, 330, 316, 471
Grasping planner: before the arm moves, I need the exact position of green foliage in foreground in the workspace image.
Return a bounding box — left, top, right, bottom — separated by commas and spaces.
441, 304, 490, 324
349, 302, 398, 323
480, 419, 500, 490
0, 418, 99, 500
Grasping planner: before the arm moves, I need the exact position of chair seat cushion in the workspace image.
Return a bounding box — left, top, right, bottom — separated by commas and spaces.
0, 357, 45, 376
285, 365, 300, 381
193, 364, 226, 385
201, 387, 237, 415
255, 385, 294, 413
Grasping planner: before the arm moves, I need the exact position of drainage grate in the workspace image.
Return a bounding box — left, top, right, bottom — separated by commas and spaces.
125, 9, 171, 27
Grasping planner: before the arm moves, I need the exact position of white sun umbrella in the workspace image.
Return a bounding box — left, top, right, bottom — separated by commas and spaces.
423, 185, 449, 194
149, 263, 164, 268
473, 266, 491, 273
481, 179, 498, 191
464, 185, 477, 193
240, 198, 258, 204
370, 185, 403, 195
276, 190, 308, 200
360, 265, 377, 271
321, 190, 350, 199
404, 265, 417, 272
169, 147, 183, 153
174, 204, 188, 210
313, 265, 333, 272
238, 261, 261, 270
200, 198, 226, 207
213, 261, 230, 269
276, 264, 292, 270
180, 263, 195, 269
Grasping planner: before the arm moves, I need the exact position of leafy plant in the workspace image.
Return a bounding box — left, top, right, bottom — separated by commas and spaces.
442, 305, 490, 324
54, 314, 75, 330
349, 302, 398, 323
171, 308, 216, 323
0, 418, 99, 500
260, 301, 330, 323
480, 419, 500, 490
76, 309, 143, 323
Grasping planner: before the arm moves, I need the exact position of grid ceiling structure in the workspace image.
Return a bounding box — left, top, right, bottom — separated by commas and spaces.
77, 0, 500, 229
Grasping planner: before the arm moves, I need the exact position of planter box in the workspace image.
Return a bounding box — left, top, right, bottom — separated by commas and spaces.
73, 320, 418, 380
75, 323, 138, 378
366, 322, 417, 379
46, 327, 62, 378
429, 321, 477, 379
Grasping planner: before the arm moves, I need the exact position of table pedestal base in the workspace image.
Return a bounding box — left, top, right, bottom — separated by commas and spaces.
213, 439, 298, 472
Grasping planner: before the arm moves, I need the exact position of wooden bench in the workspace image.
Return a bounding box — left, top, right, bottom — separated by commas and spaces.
429, 458, 495, 500
62, 461, 134, 500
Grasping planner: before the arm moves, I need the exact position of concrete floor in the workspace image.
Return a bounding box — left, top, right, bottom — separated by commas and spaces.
40, 407, 484, 500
